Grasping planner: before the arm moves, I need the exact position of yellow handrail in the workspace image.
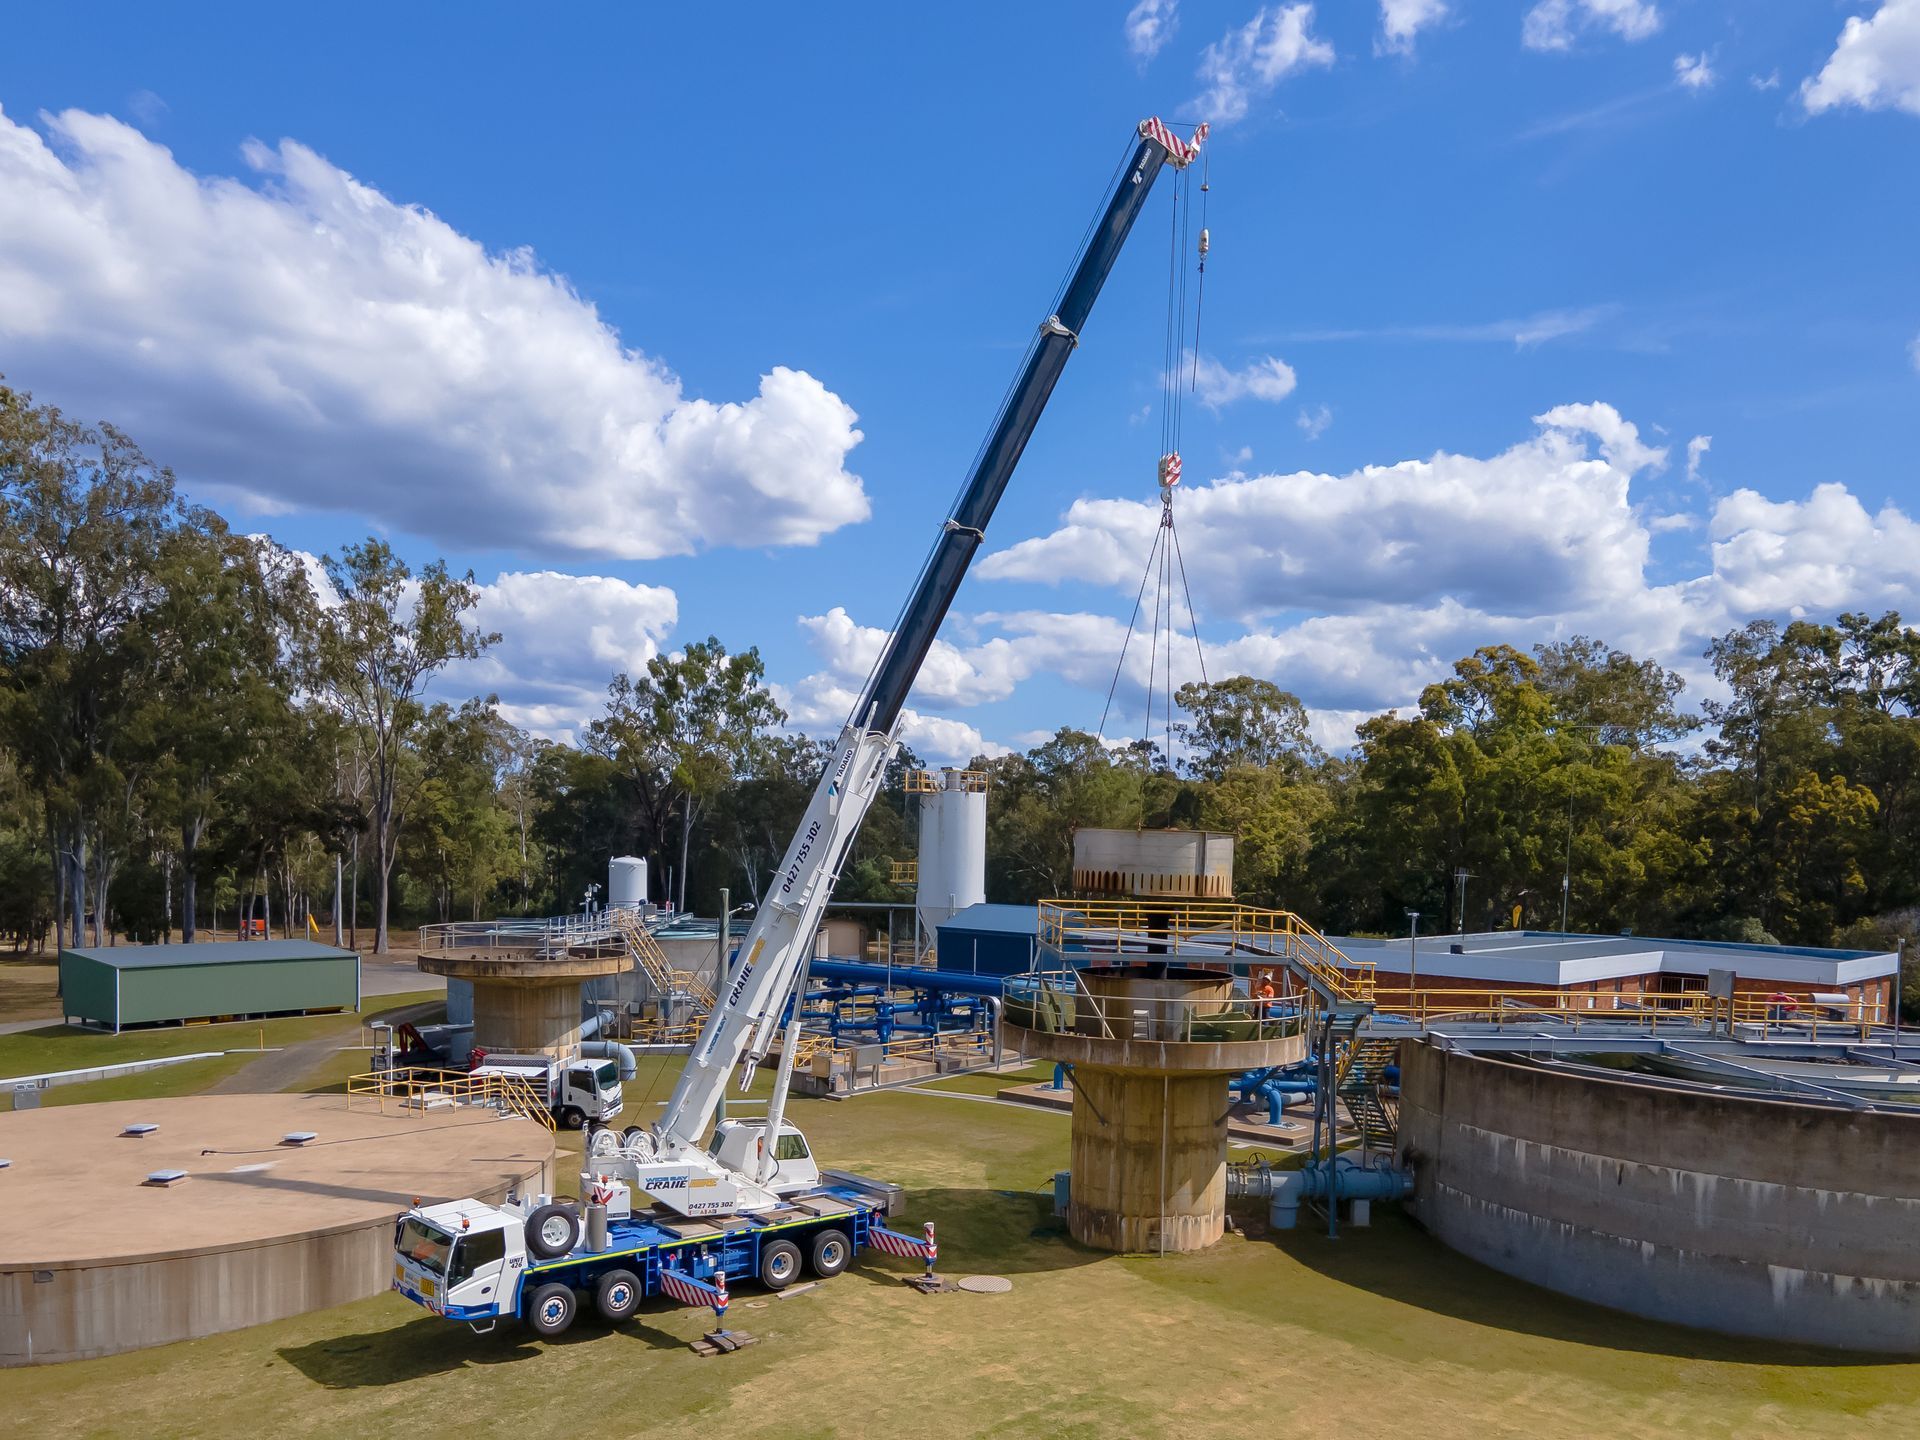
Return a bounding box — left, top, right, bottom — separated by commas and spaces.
347, 1066, 557, 1130
612, 909, 716, 1010
1037, 899, 1375, 1003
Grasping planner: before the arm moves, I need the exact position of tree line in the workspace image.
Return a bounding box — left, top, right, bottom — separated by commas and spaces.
2, 381, 1915, 963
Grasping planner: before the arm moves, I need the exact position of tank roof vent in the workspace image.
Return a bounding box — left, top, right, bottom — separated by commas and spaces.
143, 1169, 189, 1187
121, 1122, 159, 1138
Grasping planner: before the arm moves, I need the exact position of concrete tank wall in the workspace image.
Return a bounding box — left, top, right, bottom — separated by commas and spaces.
1397, 1043, 1920, 1353
1072, 828, 1234, 899
1069, 1067, 1228, 1253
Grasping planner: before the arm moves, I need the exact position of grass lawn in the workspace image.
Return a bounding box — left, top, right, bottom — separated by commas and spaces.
8, 1068, 1919, 1440
0, 991, 443, 1103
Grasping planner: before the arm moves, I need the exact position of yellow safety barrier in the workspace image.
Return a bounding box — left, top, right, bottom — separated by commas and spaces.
889, 860, 919, 885
347, 1066, 556, 1130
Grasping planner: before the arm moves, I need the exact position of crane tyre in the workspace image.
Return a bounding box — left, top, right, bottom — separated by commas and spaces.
595, 1269, 642, 1322
524, 1202, 580, 1260
808, 1228, 852, 1278
759, 1238, 803, 1289
527, 1282, 577, 1338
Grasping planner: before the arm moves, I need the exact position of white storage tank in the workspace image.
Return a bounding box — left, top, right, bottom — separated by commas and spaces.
608, 855, 648, 908
913, 768, 987, 944
1072, 828, 1234, 899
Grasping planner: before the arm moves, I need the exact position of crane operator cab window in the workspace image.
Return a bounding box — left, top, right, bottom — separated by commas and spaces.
772, 1129, 811, 1161
446, 1226, 506, 1290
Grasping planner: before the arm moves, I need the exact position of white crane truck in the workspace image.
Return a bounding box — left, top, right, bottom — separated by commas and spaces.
389, 115, 1208, 1341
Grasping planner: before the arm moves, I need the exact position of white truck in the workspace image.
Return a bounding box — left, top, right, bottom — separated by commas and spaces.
389, 114, 1207, 1341
470, 1052, 622, 1131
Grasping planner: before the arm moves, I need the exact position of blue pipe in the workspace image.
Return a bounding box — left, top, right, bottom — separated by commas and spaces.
1270, 1159, 1413, 1230
806, 957, 1008, 998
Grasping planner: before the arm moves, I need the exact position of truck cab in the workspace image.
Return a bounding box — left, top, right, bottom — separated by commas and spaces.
709, 1119, 820, 1195
471, 1054, 623, 1129
393, 1199, 527, 1322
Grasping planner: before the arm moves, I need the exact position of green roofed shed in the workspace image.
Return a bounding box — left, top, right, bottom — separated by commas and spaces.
58, 941, 361, 1032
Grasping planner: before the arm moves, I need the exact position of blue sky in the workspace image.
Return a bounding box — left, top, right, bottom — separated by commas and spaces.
1, 2, 1916, 760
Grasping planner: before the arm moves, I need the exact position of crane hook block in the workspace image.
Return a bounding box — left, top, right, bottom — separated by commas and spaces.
1158, 453, 1182, 489
1199, 227, 1210, 257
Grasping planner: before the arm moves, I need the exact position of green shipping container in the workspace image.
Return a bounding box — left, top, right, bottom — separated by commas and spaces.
57, 941, 361, 1031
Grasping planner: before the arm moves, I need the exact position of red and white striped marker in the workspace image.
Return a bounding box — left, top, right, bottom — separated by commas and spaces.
923, 1222, 938, 1280
713, 1267, 729, 1319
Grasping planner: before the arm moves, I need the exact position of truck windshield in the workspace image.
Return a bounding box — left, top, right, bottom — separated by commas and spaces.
397, 1218, 454, 1277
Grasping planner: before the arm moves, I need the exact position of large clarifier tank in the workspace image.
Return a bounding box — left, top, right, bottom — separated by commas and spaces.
914, 769, 987, 943
1072, 827, 1234, 899
608, 855, 648, 907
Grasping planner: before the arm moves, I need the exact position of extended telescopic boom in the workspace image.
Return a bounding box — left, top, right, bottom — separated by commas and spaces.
653, 118, 1208, 1162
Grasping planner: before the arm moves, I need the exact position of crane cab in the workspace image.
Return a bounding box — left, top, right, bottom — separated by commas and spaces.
709, 1119, 819, 1195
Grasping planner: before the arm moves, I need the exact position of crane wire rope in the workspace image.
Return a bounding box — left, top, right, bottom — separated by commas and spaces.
1094, 136, 1211, 773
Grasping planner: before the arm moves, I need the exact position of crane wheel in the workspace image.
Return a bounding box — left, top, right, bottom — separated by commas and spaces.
524, 1202, 581, 1260
808, 1228, 851, 1278
527, 1282, 577, 1338
759, 1239, 803, 1289
595, 1269, 642, 1322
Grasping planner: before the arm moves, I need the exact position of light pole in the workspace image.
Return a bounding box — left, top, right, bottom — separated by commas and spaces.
1453, 868, 1474, 935
1405, 910, 1420, 1013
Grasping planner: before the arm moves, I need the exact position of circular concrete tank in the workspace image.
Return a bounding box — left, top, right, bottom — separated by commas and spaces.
0, 1093, 554, 1365
1397, 1043, 1920, 1353
418, 949, 628, 1057
1003, 961, 1305, 1254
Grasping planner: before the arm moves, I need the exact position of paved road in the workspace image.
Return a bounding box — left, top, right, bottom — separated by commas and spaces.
207, 999, 442, 1094
358, 951, 446, 997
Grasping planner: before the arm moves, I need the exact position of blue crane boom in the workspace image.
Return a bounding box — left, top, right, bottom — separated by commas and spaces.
644, 118, 1208, 1207
858, 117, 1207, 733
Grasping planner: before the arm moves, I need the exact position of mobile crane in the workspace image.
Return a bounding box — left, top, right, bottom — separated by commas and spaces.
389, 116, 1208, 1340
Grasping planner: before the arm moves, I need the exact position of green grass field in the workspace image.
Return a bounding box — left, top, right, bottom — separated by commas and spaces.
8, 1062, 1920, 1439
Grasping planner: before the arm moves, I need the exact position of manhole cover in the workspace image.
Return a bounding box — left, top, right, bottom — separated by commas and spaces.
957, 1275, 1013, 1294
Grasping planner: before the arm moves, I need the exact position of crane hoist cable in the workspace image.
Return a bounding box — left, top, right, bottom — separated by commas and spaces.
1095, 132, 1213, 769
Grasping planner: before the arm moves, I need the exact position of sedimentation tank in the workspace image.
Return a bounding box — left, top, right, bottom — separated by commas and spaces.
1397, 1042, 1920, 1353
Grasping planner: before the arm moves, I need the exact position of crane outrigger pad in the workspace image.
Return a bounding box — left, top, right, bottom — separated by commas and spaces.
692, 1328, 757, 1357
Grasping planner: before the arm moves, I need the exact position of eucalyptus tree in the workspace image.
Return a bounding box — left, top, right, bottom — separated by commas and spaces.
314, 539, 496, 952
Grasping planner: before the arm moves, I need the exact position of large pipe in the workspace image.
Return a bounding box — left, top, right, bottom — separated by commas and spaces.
806, 957, 1007, 998
1229, 1158, 1413, 1230
579, 1039, 638, 1081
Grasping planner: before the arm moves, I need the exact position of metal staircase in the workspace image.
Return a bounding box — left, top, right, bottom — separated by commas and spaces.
610, 907, 716, 1012
1336, 1036, 1401, 1154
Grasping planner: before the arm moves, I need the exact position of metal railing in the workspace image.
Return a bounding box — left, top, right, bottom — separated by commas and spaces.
1037, 899, 1373, 1004
347, 1065, 556, 1129
418, 907, 651, 956
1363, 986, 1887, 1039
889, 860, 918, 886
1003, 968, 1307, 1045
905, 768, 989, 793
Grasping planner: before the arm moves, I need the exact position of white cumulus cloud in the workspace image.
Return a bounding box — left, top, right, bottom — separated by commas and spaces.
1190, 353, 1299, 409
1126, 0, 1180, 62
1193, 5, 1335, 125
1523, 0, 1662, 53
1685, 434, 1711, 483
1674, 51, 1716, 90
1379, 0, 1449, 56
0, 102, 870, 562
1801, 0, 1920, 117
1297, 403, 1333, 439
